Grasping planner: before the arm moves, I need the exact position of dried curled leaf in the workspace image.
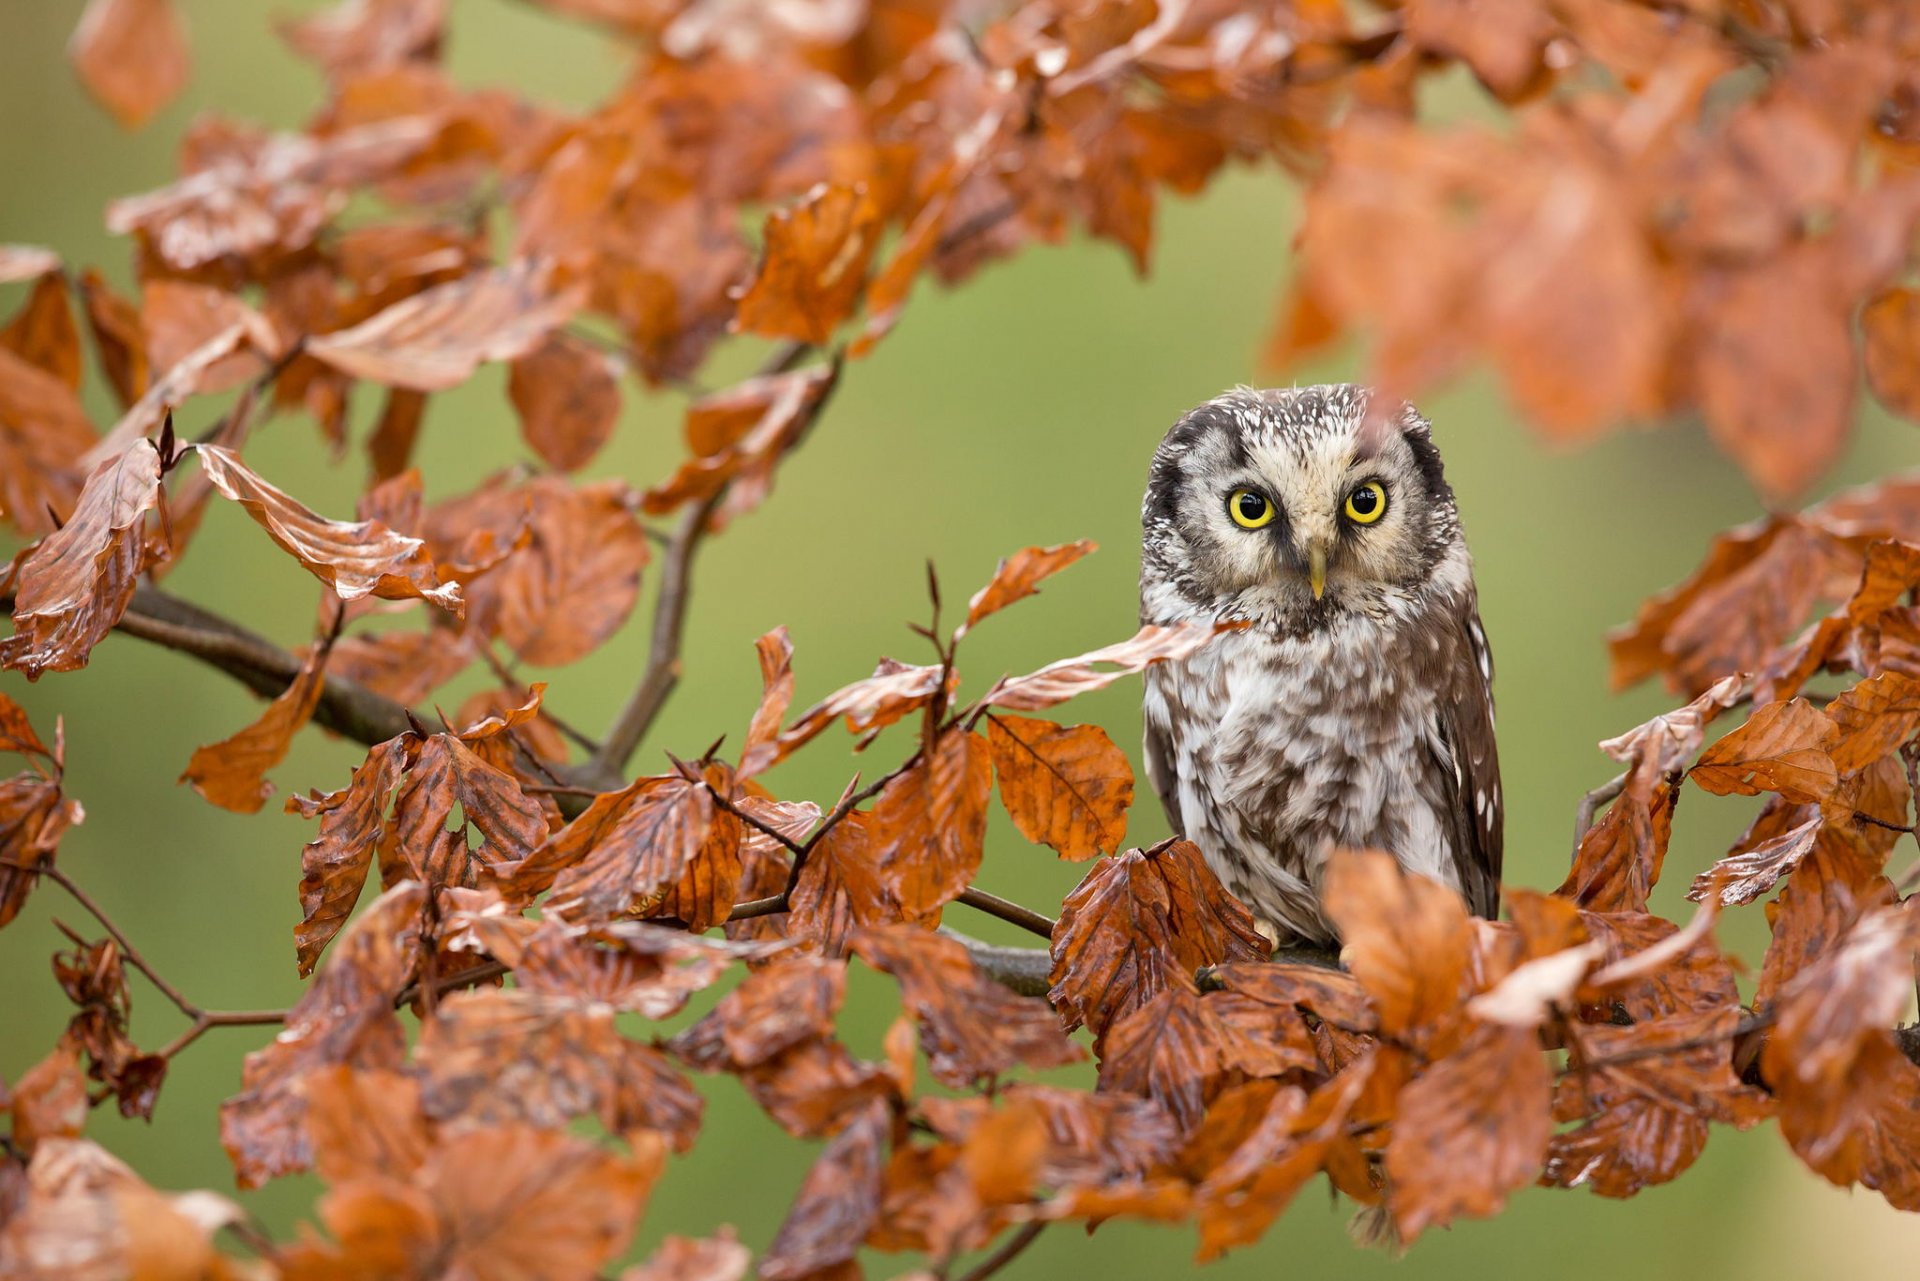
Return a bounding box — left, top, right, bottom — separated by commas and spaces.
193, 444, 463, 613
957, 540, 1097, 640
0, 440, 161, 679
179, 628, 332, 814
985, 622, 1234, 711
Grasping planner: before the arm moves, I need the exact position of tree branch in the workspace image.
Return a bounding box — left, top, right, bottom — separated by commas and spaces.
954, 1221, 1046, 1281
4, 583, 626, 804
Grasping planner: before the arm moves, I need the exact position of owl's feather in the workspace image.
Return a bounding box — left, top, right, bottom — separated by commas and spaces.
1139, 385, 1502, 944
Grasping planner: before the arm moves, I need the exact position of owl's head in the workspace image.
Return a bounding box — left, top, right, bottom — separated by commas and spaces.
1141, 385, 1464, 623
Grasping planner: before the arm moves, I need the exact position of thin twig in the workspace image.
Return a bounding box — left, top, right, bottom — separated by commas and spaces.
955, 1221, 1046, 1281
1572, 771, 1627, 850
11, 860, 200, 1019
595, 491, 725, 774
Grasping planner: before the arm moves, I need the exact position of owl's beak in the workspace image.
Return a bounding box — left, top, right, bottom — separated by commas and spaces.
1307, 541, 1329, 600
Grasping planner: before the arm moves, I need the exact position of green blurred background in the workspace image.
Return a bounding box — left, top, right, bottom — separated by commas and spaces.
4, 1, 1918, 1273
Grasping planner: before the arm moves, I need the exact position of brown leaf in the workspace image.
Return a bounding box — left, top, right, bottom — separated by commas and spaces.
788, 810, 908, 955
621, 1230, 751, 1281
508, 332, 621, 471
0, 345, 97, 538
760, 1100, 890, 1281
1095, 976, 1286, 1134
310, 1123, 659, 1281
0, 440, 161, 679
1690, 697, 1839, 804
1191, 1062, 1372, 1260
417, 987, 704, 1151
9, 1039, 89, 1153
1863, 285, 1920, 422
1772, 1034, 1920, 1211
1765, 898, 1920, 1100
307, 262, 584, 391
1322, 848, 1472, 1052
490, 479, 648, 666
1825, 672, 1920, 775
0, 245, 61, 284
642, 364, 836, 526
82, 321, 256, 467
290, 735, 412, 975
141, 280, 279, 396
985, 713, 1132, 861
735, 183, 883, 345
1608, 473, 1920, 696
0, 771, 84, 931
76, 269, 148, 407
984, 622, 1232, 711
955, 540, 1097, 640
1385, 1022, 1550, 1241
69, 0, 190, 129
739, 626, 795, 778
0, 691, 54, 760
300, 1065, 430, 1184
1546, 1007, 1770, 1198
655, 763, 745, 933
179, 628, 332, 813
281, 0, 448, 78
872, 727, 993, 919
1688, 812, 1824, 908
516, 774, 714, 922
1, 272, 83, 390
193, 443, 463, 613
771, 656, 946, 764
1050, 839, 1268, 1040
1560, 676, 1749, 911
391, 731, 548, 889
0, 1138, 249, 1278
850, 925, 1084, 1087
221, 882, 422, 1187
669, 954, 845, 1072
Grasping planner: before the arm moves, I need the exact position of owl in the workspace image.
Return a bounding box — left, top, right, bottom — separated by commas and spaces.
1140, 384, 1501, 946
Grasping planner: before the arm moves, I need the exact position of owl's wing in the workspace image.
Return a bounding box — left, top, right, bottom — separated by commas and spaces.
1431, 593, 1503, 917
1143, 712, 1186, 839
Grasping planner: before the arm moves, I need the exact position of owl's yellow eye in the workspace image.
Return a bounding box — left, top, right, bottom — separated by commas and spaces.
1344, 481, 1388, 525
1227, 488, 1275, 529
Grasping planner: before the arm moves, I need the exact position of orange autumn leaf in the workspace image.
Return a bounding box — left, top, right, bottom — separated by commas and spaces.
871, 726, 993, 919
985, 713, 1132, 861
1385, 1022, 1552, 1240
1049, 839, 1268, 1041
69, 0, 190, 129
179, 626, 333, 813
734, 183, 883, 345
508, 332, 622, 472
955, 540, 1096, 641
